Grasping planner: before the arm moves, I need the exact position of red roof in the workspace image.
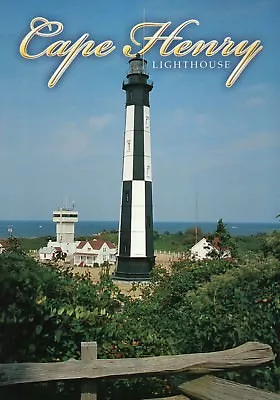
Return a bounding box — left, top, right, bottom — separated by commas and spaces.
77, 240, 87, 249
77, 239, 116, 251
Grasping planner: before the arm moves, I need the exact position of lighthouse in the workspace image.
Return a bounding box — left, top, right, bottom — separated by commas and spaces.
114, 54, 155, 281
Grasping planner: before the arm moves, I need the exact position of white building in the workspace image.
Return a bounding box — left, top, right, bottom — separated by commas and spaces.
39, 246, 62, 262
0, 240, 7, 254
39, 207, 79, 260
190, 237, 231, 261
49, 207, 79, 255
39, 207, 117, 265
73, 239, 116, 267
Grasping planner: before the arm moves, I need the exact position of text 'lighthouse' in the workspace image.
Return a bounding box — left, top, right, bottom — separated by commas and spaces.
114, 54, 155, 280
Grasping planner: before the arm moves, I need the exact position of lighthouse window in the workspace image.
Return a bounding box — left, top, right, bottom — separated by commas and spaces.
145, 116, 149, 128
146, 165, 150, 177
127, 140, 131, 152
125, 190, 129, 202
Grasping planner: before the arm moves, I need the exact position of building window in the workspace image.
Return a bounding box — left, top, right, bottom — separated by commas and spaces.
146, 165, 150, 178
103, 247, 106, 252
127, 140, 131, 152
145, 116, 149, 128
125, 191, 129, 202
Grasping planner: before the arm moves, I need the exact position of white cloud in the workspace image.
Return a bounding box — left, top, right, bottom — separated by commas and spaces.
245, 96, 266, 107
172, 108, 213, 127
233, 132, 280, 151
87, 114, 114, 131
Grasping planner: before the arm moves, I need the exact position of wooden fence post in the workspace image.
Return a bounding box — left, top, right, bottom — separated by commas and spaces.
81, 342, 97, 400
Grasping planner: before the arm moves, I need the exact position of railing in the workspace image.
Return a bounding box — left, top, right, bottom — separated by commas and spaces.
0, 341, 278, 400
154, 250, 188, 259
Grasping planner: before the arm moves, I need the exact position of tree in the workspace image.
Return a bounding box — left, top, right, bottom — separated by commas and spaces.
53, 249, 67, 261
263, 230, 280, 261
4, 236, 25, 256
208, 219, 238, 259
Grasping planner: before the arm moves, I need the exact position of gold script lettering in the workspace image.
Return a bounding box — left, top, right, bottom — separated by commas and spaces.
19, 17, 116, 87
123, 20, 263, 87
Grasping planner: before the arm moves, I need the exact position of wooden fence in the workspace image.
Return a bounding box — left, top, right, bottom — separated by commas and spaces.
0, 341, 279, 400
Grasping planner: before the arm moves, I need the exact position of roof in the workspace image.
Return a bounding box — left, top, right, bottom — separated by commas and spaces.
77, 239, 116, 250
39, 247, 56, 254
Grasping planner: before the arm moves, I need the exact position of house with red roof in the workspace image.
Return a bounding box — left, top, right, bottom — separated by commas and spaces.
73, 239, 117, 267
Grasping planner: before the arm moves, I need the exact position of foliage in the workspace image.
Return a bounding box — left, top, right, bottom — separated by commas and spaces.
0, 253, 125, 363
137, 255, 280, 392
235, 234, 265, 257
263, 230, 280, 261
19, 237, 54, 252
1, 243, 280, 398
3, 236, 26, 255
208, 218, 238, 259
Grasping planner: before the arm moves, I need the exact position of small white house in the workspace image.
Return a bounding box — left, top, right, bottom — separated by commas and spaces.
39, 246, 62, 261
0, 240, 7, 254
74, 239, 116, 267
190, 237, 231, 261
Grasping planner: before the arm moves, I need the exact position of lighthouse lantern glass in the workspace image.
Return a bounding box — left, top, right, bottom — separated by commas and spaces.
129, 59, 148, 75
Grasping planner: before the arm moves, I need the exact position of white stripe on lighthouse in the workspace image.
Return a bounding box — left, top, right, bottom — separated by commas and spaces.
123, 105, 135, 181
125, 105, 135, 131
130, 180, 146, 256
144, 106, 152, 181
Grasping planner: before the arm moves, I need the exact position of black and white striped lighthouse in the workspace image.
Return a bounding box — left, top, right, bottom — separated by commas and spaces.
114, 54, 155, 281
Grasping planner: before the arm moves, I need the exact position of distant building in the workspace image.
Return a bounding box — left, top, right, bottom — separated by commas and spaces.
0, 239, 8, 254
190, 237, 231, 261
38, 206, 117, 266
48, 207, 79, 255
73, 239, 117, 267
39, 246, 62, 262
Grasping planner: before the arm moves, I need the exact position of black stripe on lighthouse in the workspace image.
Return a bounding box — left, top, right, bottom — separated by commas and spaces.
145, 180, 154, 258
133, 105, 145, 180
119, 180, 132, 256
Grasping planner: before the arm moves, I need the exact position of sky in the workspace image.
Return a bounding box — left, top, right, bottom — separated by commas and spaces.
0, 0, 279, 222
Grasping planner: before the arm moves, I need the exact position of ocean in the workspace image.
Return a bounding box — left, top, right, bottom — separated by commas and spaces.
0, 220, 279, 239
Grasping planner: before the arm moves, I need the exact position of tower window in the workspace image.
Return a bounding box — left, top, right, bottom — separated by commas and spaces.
145, 116, 149, 128
127, 140, 131, 152
146, 165, 150, 178
125, 191, 129, 202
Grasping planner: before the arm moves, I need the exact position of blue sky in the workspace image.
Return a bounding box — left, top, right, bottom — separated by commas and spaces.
0, 0, 279, 222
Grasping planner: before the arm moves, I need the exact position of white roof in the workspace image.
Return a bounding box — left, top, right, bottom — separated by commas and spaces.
39, 247, 55, 254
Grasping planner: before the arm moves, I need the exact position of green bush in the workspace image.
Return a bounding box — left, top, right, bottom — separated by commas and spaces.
1, 250, 280, 398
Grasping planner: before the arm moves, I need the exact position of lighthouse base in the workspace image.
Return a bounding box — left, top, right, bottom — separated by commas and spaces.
113, 256, 155, 281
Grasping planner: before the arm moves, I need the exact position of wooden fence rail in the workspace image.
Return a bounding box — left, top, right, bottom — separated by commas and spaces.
0, 341, 274, 387
0, 341, 278, 400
